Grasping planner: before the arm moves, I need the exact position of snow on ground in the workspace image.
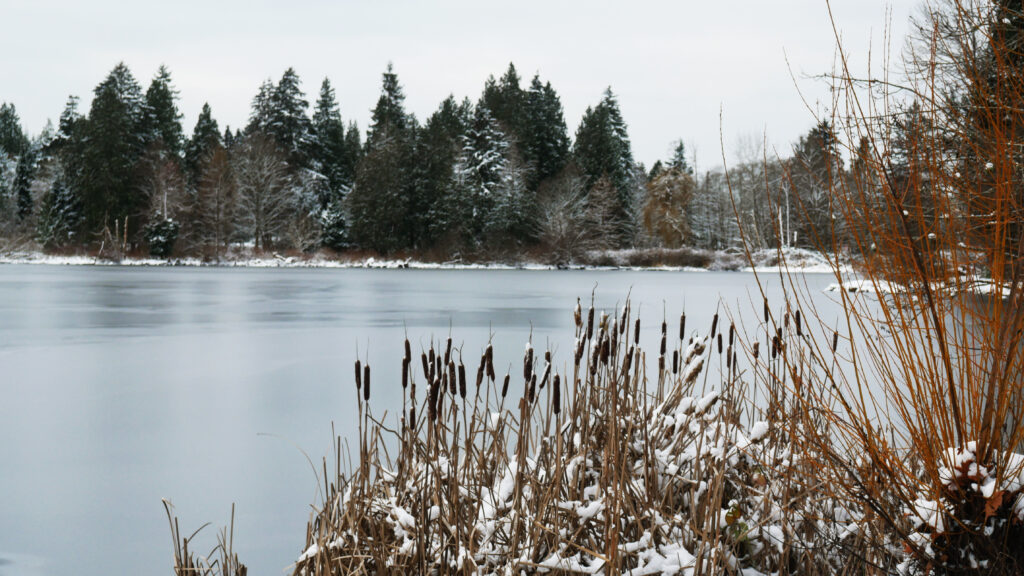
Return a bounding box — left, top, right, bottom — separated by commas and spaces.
0, 247, 843, 273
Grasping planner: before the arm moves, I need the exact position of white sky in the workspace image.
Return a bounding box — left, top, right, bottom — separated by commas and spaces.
1, 0, 920, 170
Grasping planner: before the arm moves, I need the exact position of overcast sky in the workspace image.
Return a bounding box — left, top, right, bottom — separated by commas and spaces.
1, 0, 919, 170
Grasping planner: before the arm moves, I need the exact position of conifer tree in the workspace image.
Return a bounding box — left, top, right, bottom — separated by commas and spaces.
0, 103, 29, 156
267, 68, 312, 167
77, 62, 147, 239
668, 140, 693, 174
522, 75, 570, 190
248, 80, 275, 133
184, 103, 221, 189
13, 144, 37, 221
311, 78, 348, 194
480, 63, 525, 140
140, 65, 184, 157
573, 87, 637, 245
415, 95, 469, 248
451, 104, 509, 246
348, 64, 416, 252
36, 176, 82, 248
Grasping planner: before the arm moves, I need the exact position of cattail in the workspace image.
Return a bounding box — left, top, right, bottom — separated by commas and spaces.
763, 298, 769, 323
445, 337, 452, 365
574, 338, 584, 366
404, 338, 411, 363
421, 352, 429, 381
673, 349, 680, 374
586, 306, 595, 340
501, 373, 510, 398
363, 364, 371, 402
601, 336, 610, 364
717, 333, 723, 354
429, 380, 440, 421
832, 330, 839, 352
784, 312, 790, 329
610, 322, 618, 354
753, 341, 760, 359
457, 362, 466, 399
711, 313, 719, 338
634, 318, 641, 345
795, 310, 802, 336
659, 355, 665, 373
529, 373, 537, 403
574, 298, 582, 329
679, 313, 686, 341
448, 361, 456, 395
402, 357, 409, 389
355, 359, 362, 394
409, 406, 416, 429
726, 349, 732, 369
476, 362, 484, 389
552, 374, 561, 414
620, 307, 628, 334
485, 345, 495, 380
772, 335, 780, 358
429, 347, 435, 371
728, 323, 735, 347
540, 362, 551, 389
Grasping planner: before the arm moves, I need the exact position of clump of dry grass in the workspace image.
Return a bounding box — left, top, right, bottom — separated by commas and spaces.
163, 500, 247, 576
290, 295, 899, 575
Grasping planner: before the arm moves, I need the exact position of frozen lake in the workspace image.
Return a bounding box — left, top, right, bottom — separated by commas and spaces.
0, 265, 841, 576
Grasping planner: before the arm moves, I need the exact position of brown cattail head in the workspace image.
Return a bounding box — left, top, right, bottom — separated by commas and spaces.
680, 313, 686, 341
660, 332, 667, 356
409, 406, 416, 429
726, 349, 732, 369
529, 373, 537, 403
728, 323, 735, 347
475, 362, 484, 389
428, 380, 440, 421
355, 359, 362, 394
673, 349, 680, 374
448, 361, 456, 395
421, 352, 429, 381
795, 310, 803, 337
444, 337, 452, 366
763, 298, 769, 323
363, 364, 371, 402
586, 306, 595, 340
717, 333, 723, 354
485, 353, 495, 382
574, 298, 582, 328
659, 355, 666, 373
428, 347, 435, 371
501, 373, 510, 398
784, 312, 790, 329
402, 357, 409, 389
404, 338, 411, 363
619, 306, 628, 334
832, 331, 839, 352
634, 318, 641, 345
458, 362, 467, 399
552, 374, 561, 414
711, 313, 719, 338
601, 337, 610, 364
540, 362, 551, 389
753, 341, 760, 359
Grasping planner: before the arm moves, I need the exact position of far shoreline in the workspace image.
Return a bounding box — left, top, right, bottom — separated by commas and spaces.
0, 246, 841, 274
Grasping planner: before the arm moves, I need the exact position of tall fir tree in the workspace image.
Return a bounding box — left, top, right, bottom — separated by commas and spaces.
668, 140, 693, 174
247, 79, 275, 133
140, 65, 184, 157
0, 103, 29, 156
267, 68, 312, 167
415, 95, 470, 247
310, 78, 348, 195
522, 75, 570, 190
480, 63, 525, 141
348, 64, 416, 252
77, 62, 147, 239
184, 103, 221, 189
13, 144, 37, 221
573, 87, 637, 245
451, 104, 509, 246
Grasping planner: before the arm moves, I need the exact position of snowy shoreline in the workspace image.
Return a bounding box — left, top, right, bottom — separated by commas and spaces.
0, 247, 841, 273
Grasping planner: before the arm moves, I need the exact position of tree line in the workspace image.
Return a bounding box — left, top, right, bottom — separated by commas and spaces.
0, 61, 900, 262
